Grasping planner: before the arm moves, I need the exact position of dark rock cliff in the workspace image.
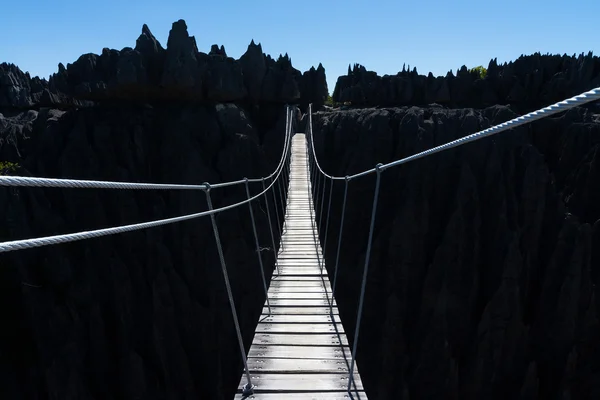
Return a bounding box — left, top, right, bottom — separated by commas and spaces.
333, 54, 600, 112
1, 20, 328, 109
0, 18, 316, 400
3, 15, 600, 400
310, 105, 600, 399
299, 64, 328, 111
0, 102, 293, 400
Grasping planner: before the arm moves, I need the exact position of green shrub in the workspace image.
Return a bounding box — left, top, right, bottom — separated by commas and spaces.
0, 161, 18, 175
469, 65, 487, 79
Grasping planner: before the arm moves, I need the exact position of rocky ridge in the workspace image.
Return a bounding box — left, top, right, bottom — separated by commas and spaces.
310, 104, 600, 399
1, 20, 328, 110
333, 53, 600, 112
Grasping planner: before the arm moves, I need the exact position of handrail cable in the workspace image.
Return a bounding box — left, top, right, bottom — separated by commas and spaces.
0, 106, 296, 191
309, 87, 600, 181
0, 107, 294, 253
306, 87, 600, 395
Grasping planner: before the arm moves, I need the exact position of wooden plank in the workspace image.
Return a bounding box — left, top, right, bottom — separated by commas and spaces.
269, 281, 328, 286
259, 314, 342, 324
280, 234, 320, 237
252, 333, 348, 346
277, 252, 321, 255
246, 357, 349, 373
266, 292, 331, 299
267, 286, 328, 292
255, 323, 344, 334
269, 276, 330, 281
279, 245, 321, 248
268, 286, 334, 293
269, 280, 330, 287
266, 292, 334, 298
280, 244, 321, 247
278, 245, 319, 248
277, 254, 321, 257
235, 391, 367, 400
279, 242, 315, 245
277, 270, 327, 277
277, 251, 321, 255
237, 373, 363, 392
262, 306, 338, 315
275, 268, 325, 273
247, 345, 351, 360
276, 264, 323, 268
278, 243, 319, 245
279, 244, 320, 247
267, 299, 336, 307
275, 268, 324, 272
267, 288, 329, 294
275, 266, 323, 270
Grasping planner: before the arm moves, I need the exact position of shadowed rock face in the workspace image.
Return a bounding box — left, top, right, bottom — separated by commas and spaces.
1, 19, 328, 109
0, 101, 294, 399
300, 63, 328, 111
310, 106, 600, 399
0, 19, 322, 398
0, 64, 89, 109
333, 54, 600, 112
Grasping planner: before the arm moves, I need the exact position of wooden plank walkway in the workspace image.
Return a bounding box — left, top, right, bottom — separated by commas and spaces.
235, 133, 367, 399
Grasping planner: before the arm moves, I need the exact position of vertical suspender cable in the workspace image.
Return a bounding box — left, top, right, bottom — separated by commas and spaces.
205, 184, 254, 396
271, 176, 282, 245
262, 178, 279, 276
245, 179, 272, 316
332, 177, 349, 301
347, 164, 383, 393
318, 176, 327, 242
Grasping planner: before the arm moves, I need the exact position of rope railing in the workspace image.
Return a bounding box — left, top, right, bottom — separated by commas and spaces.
309, 87, 600, 181
0, 108, 293, 253
0, 105, 296, 397
0, 109, 296, 191
0, 170, 282, 190
305, 86, 600, 394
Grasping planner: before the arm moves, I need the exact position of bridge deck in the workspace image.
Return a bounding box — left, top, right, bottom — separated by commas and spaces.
235, 133, 367, 399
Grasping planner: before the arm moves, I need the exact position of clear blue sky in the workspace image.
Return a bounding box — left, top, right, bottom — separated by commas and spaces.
1, 0, 597, 93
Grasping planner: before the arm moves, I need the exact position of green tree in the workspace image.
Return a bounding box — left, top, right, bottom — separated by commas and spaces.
324, 94, 334, 106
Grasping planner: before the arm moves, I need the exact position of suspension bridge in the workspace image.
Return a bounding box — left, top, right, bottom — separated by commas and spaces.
0, 87, 599, 399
